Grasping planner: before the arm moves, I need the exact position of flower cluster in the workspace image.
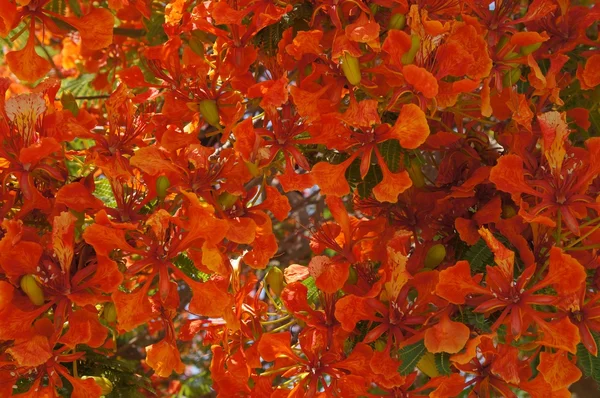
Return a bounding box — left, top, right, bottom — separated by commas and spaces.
1, 0, 600, 396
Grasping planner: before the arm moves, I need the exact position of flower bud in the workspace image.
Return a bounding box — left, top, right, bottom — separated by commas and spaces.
347, 266, 358, 285
520, 42, 542, 56
188, 31, 205, 56
82, 376, 113, 395
374, 339, 387, 352
389, 13, 406, 30
424, 244, 446, 269
61, 91, 79, 117
502, 67, 522, 87
198, 99, 220, 127
266, 267, 285, 296
156, 175, 170, 199
407, 159, 425, 188
103, 302, 117, 323
340, 53, 362, 86
417, 352, 440, 378
218, 192, 239, 210
401, 34, 420, 65
502, 204, 517, 219
20, 275, 44, 306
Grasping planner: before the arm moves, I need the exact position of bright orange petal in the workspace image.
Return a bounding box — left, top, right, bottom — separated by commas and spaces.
403, 65, 439, 99
6, 36, 51, 82
424, 313, 470, 354
388, 104, 430, 149
537, 351, 582, 391
308, 255, 350, 294
145, 339, 186, 377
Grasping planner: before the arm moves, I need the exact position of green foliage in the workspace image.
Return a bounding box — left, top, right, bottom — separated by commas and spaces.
77, 348, 155, 397
378, 139, 402, 172
462, 238, 495, 274
398, 340, 426, 376
173, 253, 210, 282
576, 334, 600, 388
455, 307, 491, 333
435, 352, 452, 375
302, 275, 319, 304
94, 178, 117, 208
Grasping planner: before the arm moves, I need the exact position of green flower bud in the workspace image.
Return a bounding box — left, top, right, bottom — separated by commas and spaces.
389, 13, 406, 30
520, 42, 542, 56
218, 192, 239, 210
502, 204, 517, 219
20, 275, 44, 306
198, 99, 220, 127
347, 266, 358, 285
266, 267, 285, 296
424, 244, 446, 269
340, 53, 362, 86
61, 91, 79, 117
156, 175, 171, 199
401, 34, 420, 65
407, 159, 425, 188
417, 352, 440, 378
103, 302, 117, 323
502, 67, 522, 87
82, 376, 113, 395
374, 339, 387, 352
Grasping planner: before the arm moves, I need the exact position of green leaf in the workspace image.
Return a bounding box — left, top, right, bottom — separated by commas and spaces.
302, 276, 319, 304
173, 253, 210, 282
462, 238, 494, 274
94, 178, 117, 208
377, 139, 402, 172
576, 333, 600, 388
435, 352, 452, 375
398, 340, 426, 376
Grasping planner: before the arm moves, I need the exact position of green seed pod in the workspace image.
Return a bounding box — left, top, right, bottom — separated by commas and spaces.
82, 376, 113, 395
156, 175, 170, 199
340, 53, 362, 86
401, 34, 420, 65
61, 91, 79, 117
347, 266, 358, 285
198, 99, 220, 127
520, 42, 542, 56
103, 302, 117, 323
424, 244, 446, 269
218, 192, 239, 210
502, 67, 522, 87
389, 13, 406, 30
407, 159, 425, 188
20, 275, 44, 306
266, 267, 285, 296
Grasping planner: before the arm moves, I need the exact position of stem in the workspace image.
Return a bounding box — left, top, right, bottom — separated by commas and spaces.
271, 319, 296, 332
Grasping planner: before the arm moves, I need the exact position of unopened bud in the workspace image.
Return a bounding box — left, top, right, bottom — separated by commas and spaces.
156, 175, 171, 199
347, 266, 358, 285
424, 244, 446, 269
401, 34, 420, 65
61, 91, 79, 117
103, 302, 117, 323
20, 275, 44, 306
416, 352, 440, 378
341, 53, 362, 86
198, 99, 220, 127
266, 267, 285, 296
218, 192, 239, 210
82, 376, 113, 395
389, 13, 406, 30
520, 42, 542, 56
